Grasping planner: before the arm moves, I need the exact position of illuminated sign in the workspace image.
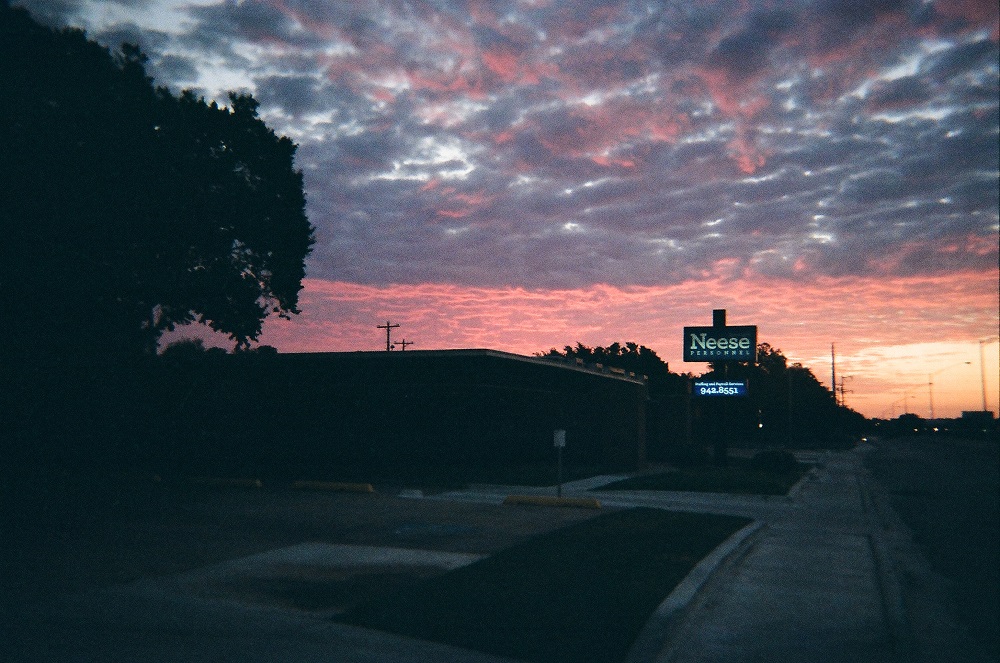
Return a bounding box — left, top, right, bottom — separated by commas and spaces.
693, 380, 748, 397
683, 325, 757, 362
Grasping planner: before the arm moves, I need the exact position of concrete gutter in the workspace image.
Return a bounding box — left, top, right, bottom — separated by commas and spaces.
189, 477, 263, 488
624, 520, 764, 663
292, 480, 376, 493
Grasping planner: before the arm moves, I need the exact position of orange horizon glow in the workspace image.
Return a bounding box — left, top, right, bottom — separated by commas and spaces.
203, 270, 1000, 421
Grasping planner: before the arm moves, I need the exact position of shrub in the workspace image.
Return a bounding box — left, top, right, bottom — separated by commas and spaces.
750, 449, 799, 474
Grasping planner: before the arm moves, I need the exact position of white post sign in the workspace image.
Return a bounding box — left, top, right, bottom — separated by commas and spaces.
554, 429, 566, 497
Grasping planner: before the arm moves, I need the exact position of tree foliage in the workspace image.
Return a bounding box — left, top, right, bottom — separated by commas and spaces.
543, 340, 866, 456
701, 343, 866, 448
541, 341, 684, 395
1, 6, 314, 358
159, 338, 228, 360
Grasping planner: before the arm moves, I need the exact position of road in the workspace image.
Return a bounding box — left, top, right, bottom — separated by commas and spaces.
864, 435, 999, 661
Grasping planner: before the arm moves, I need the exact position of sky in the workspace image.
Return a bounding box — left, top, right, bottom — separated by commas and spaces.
16, 0, 999, 419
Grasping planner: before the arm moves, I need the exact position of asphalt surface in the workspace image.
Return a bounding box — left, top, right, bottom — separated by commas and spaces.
2, 441, 996, 662
1, 479, 601, 662
863, 435, 1000, 662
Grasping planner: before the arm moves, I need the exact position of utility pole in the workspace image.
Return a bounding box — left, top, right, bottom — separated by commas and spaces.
377, 320, 399, 352
928, 373, 935, 420
838, 376, 852, 409
787, 369, 794, 448
831, 343, 837, 405
393, 338, 414, 351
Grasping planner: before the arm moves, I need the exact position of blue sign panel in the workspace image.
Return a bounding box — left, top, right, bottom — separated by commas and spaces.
693, 380, 748, 397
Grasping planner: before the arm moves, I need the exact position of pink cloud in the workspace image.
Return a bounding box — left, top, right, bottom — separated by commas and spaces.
481, 50, 521, 84
933, 0, 1000, 38
693, 63, 773, 173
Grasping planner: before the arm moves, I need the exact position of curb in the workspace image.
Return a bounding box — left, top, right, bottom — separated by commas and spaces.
856, 469, 914, 663
502, 495, 602, 509
292, 481, 375, 493
188, 477, 263, 489
624, 520, 764, 663
786, 466, 818, 500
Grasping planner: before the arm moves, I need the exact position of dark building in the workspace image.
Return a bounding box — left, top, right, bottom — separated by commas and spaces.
152, 349, 650, 480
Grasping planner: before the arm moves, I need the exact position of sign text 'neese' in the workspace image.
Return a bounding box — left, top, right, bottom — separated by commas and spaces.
683, 325, 757, 362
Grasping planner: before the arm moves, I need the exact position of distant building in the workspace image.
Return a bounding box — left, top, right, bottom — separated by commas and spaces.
962, 410, 996, 422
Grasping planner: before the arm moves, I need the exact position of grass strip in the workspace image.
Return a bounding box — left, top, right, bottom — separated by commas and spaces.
599, 458, 809, 495
338, 508, 749, 663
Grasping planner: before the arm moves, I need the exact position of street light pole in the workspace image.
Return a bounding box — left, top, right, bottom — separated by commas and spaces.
981, 340, 988, 411
980, 337, 999, 412
928, 361, 973, 419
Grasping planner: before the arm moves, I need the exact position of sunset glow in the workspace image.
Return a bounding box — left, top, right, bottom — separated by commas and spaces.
251, 274, 999, 419
22, 0, 998, 421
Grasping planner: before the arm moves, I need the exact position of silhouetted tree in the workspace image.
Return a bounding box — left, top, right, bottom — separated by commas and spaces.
239, 344, 279, 355
160, 338, 210, 359
1, 6, 314, 360
701, 343, 865, 451
159, 338, 229, 359
540, 341, 684, 395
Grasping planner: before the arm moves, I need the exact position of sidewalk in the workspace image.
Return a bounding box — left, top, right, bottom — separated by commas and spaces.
630, 450, 902, 663
614, 448, 992, 663
439, 448, 992, 662
423, 451, 902, 662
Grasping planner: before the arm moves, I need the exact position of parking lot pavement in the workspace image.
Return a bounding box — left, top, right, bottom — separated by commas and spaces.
1, 486, 594, 663
5, 447, 990, 663
6, 585, 530, 663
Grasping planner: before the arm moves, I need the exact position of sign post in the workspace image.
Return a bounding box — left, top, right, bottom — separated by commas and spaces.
682, 310, 758, 465
554, 429, 566, 497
